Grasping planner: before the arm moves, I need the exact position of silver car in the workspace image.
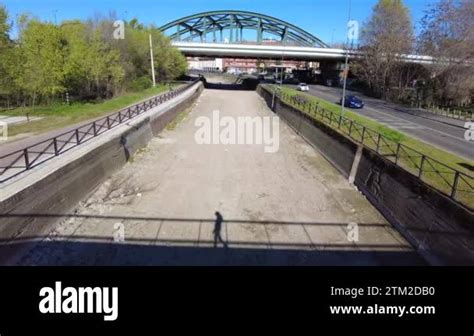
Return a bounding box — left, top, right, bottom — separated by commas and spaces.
297, 83, 309, 92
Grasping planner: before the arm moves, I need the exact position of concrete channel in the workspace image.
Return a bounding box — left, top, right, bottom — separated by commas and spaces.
0, 78, 425, 266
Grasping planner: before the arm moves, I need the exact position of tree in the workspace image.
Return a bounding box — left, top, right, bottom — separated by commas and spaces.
0, 4, 10, 49
16, 19, 66, 106
418, 0, 474, 107
0, 3, 188, 108
0, 5, 13, 99
353, 0, 414, 99
152, 30, 187, 82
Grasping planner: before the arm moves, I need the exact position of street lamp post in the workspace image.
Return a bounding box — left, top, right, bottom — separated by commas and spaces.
149, 34, 156, 87
340, 0, 353, 116
272, 40, 286, 110
340, 47, 350, 115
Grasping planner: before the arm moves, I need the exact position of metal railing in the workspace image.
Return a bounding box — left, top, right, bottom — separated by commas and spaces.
0, 80, 200, 184
265, 85, 473, 209
422, 105, 472, 121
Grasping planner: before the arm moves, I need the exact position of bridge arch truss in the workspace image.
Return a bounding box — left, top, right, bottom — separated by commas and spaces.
159, 10, 329, 48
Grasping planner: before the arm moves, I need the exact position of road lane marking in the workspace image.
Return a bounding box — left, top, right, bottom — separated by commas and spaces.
308, 87, 466, 142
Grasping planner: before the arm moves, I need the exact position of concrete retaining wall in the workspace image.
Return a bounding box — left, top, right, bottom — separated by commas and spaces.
258, 85, 474, 265
0, 82, 203, 265
355, 149, 474, 265
258, 86, 357, 178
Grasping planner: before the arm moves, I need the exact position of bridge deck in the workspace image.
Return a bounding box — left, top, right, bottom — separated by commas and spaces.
15, 88, 423, 265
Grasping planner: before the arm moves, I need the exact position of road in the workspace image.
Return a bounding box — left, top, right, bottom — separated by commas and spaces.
289, 84, 473, 161
13, 88, 423, 266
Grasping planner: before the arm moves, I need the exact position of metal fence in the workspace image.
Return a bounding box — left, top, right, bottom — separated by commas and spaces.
266, 86, 473, 209
0, 80, 200, 184
422, 105, 473, 121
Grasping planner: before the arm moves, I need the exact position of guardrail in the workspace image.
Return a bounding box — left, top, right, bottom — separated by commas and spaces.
0, 80, 200, 184
264, 85, 473, 209
422, 105, 472, 121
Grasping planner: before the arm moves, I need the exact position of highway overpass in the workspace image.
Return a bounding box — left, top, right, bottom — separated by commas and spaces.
160, 10, 435, 64
171, 41, 436, 64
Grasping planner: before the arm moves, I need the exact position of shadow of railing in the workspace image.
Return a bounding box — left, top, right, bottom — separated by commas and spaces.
0, 213, 426, 266
3, 239, 425, 266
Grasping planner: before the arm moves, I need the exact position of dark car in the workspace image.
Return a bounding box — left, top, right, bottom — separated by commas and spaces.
340, 95, 364, 109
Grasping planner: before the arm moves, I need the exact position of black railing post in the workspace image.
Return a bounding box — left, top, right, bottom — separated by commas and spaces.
395, 143, 401, 164
118, 111, 122, 123
76, 129, 80, 144
107, 116, 111, 129
451, 172, 460, 198
93, 122, 97, 136
376, 134, 381, 153
24, 149, 30, 170
53, 138, 59, 156
418, 155, 425, 178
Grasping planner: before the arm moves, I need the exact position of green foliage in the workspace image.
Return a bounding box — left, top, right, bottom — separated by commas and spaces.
128, 76, 153, 91
0, 4, 13, 96
0, 8, 187, 109
18, 20, 66, 103
0, 4, 10, 49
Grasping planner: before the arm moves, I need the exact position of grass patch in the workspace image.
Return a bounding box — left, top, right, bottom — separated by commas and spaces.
271, 85, 473, 207
5, 85, 169, 137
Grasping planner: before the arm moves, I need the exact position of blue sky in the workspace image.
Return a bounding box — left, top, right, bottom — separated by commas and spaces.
2, 0, 435, 43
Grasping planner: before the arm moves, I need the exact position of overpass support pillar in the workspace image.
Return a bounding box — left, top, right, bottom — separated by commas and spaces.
319, 60, 344, 86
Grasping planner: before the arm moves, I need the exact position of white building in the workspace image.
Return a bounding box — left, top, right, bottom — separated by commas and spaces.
187, 57, 224, 72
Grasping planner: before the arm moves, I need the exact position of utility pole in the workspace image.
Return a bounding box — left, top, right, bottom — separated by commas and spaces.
149, 34, 156, 87
272, 40, 285, 110
340, 0, 352, 116
280, 40, 285, 88
53, 10, 58, 25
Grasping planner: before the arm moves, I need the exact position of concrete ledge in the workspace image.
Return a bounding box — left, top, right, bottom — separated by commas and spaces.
0, 82, 203, 265
258, 85, 474, 266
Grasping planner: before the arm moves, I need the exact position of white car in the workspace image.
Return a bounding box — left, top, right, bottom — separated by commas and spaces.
297, 83, 310, 92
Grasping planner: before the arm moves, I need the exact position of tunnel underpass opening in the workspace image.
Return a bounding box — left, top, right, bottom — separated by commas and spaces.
198, 73, 261, 90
